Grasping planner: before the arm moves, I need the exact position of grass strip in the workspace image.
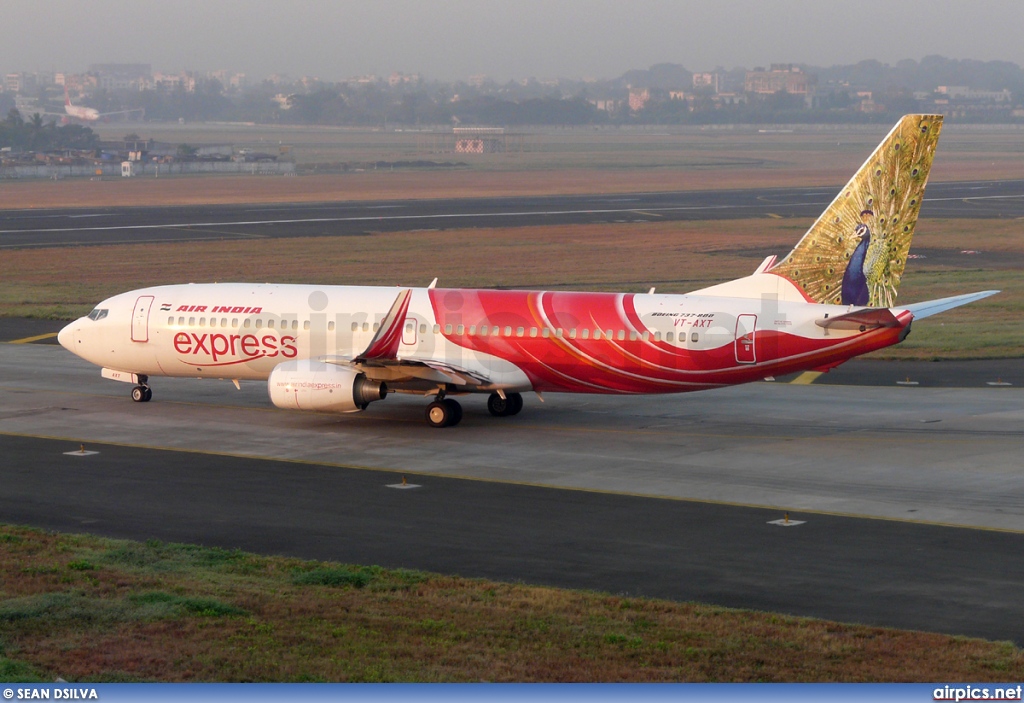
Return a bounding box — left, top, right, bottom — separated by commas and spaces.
1, 524, 1022, 682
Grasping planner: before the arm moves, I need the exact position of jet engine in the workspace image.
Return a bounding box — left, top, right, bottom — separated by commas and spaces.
268, 360, 387, 413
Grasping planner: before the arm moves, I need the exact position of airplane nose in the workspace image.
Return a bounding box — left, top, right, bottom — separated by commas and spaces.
57, 322, 76, 351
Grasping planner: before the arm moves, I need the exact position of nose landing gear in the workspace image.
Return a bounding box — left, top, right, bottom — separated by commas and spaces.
131, 384, 152, 402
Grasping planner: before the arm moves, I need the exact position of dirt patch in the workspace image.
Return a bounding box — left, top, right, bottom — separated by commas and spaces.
0, 154, 1017, 211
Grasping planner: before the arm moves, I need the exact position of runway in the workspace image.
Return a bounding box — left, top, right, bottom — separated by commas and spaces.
2, 341, 1024, 642
1, 179, 1023, 248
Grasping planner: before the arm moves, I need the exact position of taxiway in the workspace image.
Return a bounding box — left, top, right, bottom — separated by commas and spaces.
1, 179, 1022, 248
2, 342, 1023, 643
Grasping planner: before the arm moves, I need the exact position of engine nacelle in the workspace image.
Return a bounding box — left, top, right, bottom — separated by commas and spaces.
268, 360, 387, 413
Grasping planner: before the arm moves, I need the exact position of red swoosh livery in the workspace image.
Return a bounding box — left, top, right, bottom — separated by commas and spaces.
57, 115, 998, 427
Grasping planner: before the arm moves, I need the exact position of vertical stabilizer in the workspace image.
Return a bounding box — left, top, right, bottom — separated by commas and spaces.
770, 114, 943, 307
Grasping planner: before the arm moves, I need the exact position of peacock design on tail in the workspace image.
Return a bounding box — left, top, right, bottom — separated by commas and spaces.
770, 114, 943, 308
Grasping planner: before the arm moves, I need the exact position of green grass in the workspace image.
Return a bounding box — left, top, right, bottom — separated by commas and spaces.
2, 524, 1024, 682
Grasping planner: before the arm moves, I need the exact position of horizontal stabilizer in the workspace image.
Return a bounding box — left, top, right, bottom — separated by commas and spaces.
815, 307, 901, 330
901, 290, 999, 320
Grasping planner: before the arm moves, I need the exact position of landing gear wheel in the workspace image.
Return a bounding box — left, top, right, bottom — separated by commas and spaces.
426, 398, 462, 428
131, 385, 151, 403
444, 398, 463, 427
488, 392, 523, 417
507, 392, 523, 416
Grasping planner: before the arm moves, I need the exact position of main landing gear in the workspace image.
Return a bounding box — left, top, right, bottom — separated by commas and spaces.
425, 391, 524, 428
426, 397, 463, 428
487, 392, 523, 417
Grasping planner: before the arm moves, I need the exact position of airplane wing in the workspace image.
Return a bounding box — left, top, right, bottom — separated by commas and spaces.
98, 108, 146, 118
321, 288, 496, 390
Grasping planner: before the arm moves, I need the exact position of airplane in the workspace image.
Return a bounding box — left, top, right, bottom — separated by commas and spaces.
61, 86, 143, 123
58, 114, 998, 428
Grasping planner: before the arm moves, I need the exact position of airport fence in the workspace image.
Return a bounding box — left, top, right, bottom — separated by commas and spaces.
0, 161, 297, 179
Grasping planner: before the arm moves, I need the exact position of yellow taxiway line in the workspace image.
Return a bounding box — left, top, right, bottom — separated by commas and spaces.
7, 333, 58, 344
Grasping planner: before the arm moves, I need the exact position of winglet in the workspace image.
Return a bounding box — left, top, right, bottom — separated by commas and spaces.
753, 255, 777, 275
356, 289, 413, 361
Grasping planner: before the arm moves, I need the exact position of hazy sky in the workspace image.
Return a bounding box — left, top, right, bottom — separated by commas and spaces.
3, 0, 1024, 81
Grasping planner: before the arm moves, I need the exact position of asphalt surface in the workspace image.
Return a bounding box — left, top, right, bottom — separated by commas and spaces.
1, 179, 1023, 248
3, 342, 1024, 644
4, 432, 1024, 644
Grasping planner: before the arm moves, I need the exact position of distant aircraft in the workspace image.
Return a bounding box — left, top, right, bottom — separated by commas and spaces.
58, 115, 997, 427
61, 86, 142, 123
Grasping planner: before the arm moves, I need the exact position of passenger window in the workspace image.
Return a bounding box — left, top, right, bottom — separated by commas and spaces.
255, 319, 262, 329
654, 331, 661, 342
479, 326, 488, 337
468, 325, 476, 336
303, 320, 310, 331
221, 318, 227, 327
629, 331, 638, 341
516, 327, 525, 337
642, 331, 650, 341
457, 325, 465, 335
243, 319, 250, 328
328, 321, 335, 331
582, 329, 591, 339
691, 331, 699, 343
373, 323, 380, 332
419, 324, 427, 334
529, 327, 537, 338
569, 329, 577, 339
504, 326, 513, 336
433, 325, 440, 334
617, 330, 625, 341
606, 329, 613, 340
199, 318, 206, 327
351, 322, 359, 331
666, 331, 674, 342
292, 320, 298, 330
167, 316, 174, 325
542, 329, 551, 338
268, 320, 275, 329
232, 318, 239, 328
178, 317, 185, 326
445, 324, 453, 334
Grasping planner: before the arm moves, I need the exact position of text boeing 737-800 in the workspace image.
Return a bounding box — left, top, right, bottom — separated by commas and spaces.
59, 115, 997, 427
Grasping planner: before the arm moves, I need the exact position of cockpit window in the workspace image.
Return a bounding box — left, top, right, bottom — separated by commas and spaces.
87, 308, 108, 321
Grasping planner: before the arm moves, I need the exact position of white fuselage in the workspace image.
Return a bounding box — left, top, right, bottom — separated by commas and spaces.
59, 281, 901, 396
